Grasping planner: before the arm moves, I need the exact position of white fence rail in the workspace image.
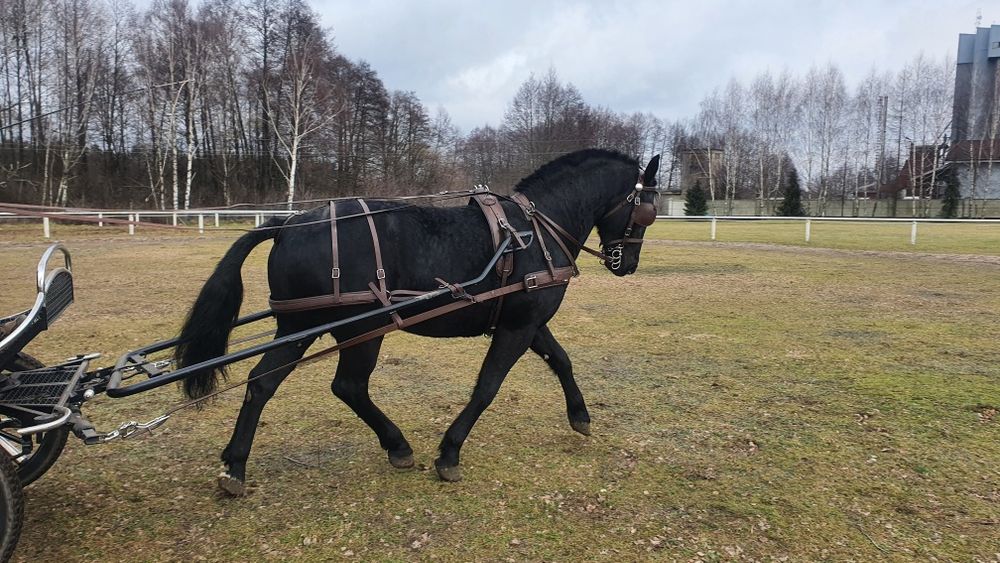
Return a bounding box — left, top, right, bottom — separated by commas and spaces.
655, 215, 1000, 245
0, 209, 297, 237
3, 209, 1000, 246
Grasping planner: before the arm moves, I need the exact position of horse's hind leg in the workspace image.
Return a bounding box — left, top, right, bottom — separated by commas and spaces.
435, 325, 537, 482
330, 337, 414, 469
219, 333, 316, 496
530, 324, 591, 436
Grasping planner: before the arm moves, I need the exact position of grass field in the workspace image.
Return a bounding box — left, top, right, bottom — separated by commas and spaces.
0, 224, 998, 561
647, 220, 1000, 256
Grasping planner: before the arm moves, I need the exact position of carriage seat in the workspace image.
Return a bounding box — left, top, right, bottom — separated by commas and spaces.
0, 244, 74, 371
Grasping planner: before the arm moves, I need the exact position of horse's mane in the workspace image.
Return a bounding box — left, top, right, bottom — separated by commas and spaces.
514, 149, 638, 193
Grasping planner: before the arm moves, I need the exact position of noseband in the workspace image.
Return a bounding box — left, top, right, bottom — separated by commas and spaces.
601, 181, 659, 270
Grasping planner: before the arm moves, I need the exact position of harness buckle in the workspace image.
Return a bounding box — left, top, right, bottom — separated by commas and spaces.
376, 268, 386, 280
331, 267, 340, 279
522, 200, 537, 217
525, 275, 538, 290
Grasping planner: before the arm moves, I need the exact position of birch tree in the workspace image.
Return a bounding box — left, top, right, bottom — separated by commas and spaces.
264, 5, 337, 206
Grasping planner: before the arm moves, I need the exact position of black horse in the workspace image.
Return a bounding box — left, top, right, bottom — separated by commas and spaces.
176, 149, 659, 495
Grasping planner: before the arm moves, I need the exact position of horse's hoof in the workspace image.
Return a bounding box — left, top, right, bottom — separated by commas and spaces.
389, 453, 415, 469
435, 462, 463, 482
217, 473, 246, 497
571, 420, 591, 436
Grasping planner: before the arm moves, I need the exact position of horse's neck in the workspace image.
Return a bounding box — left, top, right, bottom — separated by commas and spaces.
520, 169, 624, 243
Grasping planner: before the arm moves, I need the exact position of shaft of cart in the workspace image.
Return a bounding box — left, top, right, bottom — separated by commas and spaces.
104, 231, 529, 398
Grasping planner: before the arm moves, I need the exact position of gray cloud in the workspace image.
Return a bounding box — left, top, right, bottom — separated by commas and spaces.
313, 0, 993, 131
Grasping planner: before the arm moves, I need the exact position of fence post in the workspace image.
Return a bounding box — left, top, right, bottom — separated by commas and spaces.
172, 212, 178, 227
710, 217, 717, 241
43, 217, 50, 239
805, 218, 811, 242
255, 214, 262, 227
910, 220, 917, 245
128, 214, 135, 236
198, 214, 204, 234
98, 212, 103, 227
214, 213, 220, 228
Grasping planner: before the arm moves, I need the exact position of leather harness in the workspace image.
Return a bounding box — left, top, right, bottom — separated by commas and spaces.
268, 192, 578, 335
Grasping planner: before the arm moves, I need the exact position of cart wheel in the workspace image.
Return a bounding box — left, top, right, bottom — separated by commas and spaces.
0, 453, 23, 563
14, 427, 69, 487
1, 355, 70, 486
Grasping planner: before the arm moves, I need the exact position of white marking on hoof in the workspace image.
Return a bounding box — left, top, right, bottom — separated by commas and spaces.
435, 464, 463, 482
217, 474, 246, 497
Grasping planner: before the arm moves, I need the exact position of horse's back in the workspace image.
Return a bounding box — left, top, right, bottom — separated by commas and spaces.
266, 199, 496, 307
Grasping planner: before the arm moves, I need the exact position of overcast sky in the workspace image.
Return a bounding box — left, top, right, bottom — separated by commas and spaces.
312, 0, 995, 132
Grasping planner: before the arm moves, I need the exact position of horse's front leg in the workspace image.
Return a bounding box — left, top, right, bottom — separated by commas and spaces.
219, 334, 316, 496
435, 324, 537, 482
530, 324, 591, 436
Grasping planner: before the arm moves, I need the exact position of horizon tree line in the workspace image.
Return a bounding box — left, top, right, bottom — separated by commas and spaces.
0, 0, 973, 216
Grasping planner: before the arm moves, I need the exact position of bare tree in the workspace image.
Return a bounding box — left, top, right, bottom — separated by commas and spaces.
263, 6, 337, 206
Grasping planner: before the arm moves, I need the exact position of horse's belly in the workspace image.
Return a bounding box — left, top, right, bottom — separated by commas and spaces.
401, 306, 490, 338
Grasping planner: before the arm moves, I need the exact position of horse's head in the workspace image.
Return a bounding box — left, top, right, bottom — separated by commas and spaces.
596, 155, 660, 276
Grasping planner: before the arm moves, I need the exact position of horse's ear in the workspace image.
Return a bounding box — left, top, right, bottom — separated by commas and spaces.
642, 155, 660, 186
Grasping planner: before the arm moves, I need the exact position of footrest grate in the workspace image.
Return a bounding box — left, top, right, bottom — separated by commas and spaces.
0, 364, 84, 408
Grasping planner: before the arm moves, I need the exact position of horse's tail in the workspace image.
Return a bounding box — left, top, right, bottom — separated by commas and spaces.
175, 217, 284, 399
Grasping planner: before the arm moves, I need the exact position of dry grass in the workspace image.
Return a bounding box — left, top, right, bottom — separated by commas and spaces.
647, 220, 1000, 255
0, 224, 998, 561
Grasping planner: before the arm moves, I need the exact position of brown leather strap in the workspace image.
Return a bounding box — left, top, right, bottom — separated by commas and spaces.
511, 193, 559, 276
369, 281, 404, 328
536, 208, 609, 262
269, 289, 427, 312
357, 199, 388, 296
329, 201, 341, 302
288, 267, 574, 362
434, 277, 475, 301
472, 194, 515, 277
533, 215, 557, 277
270, 291, 378, 312
472, 193, 517, 335
269, 267, 574, 315
472, 194, 502, 254
535, 216, 579, 276
510, 191, 610, 263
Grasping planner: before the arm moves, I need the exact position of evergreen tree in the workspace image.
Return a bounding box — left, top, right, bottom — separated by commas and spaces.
684, 181, 709, 216
776, 165, 807, 217
938, 169, 961, 218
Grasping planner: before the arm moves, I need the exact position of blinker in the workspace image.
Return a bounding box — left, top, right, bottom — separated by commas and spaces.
633, 203, 657, 227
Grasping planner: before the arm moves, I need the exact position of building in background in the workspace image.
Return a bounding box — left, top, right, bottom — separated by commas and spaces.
679, 148, 724, 198
948, 25, 1000, 208
952, 25, 1000, 142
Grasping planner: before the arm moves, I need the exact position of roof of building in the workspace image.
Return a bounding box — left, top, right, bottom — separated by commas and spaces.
881, 145, 946, 196
947, 139, 1000, 163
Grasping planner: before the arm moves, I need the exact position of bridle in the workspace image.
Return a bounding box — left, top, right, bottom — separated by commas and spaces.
599, 179, 659, 270
507, 172, 659, 272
